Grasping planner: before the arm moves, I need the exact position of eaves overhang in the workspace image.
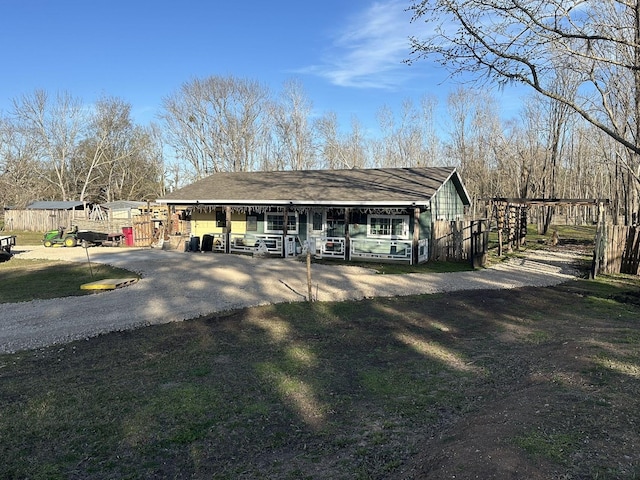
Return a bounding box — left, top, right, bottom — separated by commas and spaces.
156, 199, 431, 208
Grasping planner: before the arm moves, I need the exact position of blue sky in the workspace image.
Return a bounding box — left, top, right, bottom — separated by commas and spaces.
0, 0, 525, 133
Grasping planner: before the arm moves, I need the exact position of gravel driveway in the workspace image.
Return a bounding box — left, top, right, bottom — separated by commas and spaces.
0, 245, 584, 354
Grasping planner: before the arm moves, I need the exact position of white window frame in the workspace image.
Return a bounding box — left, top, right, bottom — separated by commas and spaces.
311, 210, 324, 233
367, 214, 409, 239
265, 212, 299, 234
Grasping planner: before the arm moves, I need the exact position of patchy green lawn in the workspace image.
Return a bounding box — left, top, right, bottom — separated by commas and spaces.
0, 274, 638, 479
0, 258, 137, 303
1, 230, 45, 246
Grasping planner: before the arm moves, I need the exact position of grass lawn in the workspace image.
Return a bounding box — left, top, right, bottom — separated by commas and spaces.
0, 259, 138, 303
1, 229, 46, 246
0, 273, 638, 479
487, 224, 597, 251
312, 257, 474, 274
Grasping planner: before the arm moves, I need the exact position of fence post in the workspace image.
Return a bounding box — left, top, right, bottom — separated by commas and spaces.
590, 202, 606, 279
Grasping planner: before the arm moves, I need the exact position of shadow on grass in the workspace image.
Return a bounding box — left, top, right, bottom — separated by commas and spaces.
0, 274, 638, 479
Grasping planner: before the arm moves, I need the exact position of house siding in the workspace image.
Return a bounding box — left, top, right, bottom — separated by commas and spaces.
192, 207, 440, 243
192, 210, 247, 238
431, 178, 465, 221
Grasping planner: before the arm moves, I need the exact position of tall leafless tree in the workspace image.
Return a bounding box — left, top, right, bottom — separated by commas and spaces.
10, 90, 86, 201
408, 0, 640, 221
160, 76, 270, 178
315, 112, 369, 169
0, 115, 46, 208
270, 79, 317, 171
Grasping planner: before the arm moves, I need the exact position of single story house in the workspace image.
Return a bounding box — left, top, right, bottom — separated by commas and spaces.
156, 167, 471, 264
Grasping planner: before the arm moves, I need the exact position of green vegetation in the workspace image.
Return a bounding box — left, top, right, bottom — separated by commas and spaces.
0, 274, 638, 478
487, 224, 596, 251
312, 257, 474, 274
1, 230, 45, 245
0, 259, 137, 303
514, 430, 580, 464
525, 224, 597, 245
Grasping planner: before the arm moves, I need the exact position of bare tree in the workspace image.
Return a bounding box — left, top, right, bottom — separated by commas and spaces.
160, 75, 270, 178
446, 87, 502, 200
315, 112, 369, 169
409, 0, 640, 153
0, 115, 47, 208
342, 117, 369, 169
374, 96, 442, 168
101, 125, 165, 202
376, 100, 422, 167
10, 90, 86, 200
408, 0, 640, 220
419, 94, 443, 165
74, 96, 135, 202
270, 79, 317, 171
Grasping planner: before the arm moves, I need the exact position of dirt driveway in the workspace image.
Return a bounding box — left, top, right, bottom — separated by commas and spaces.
0, 245, 583, 354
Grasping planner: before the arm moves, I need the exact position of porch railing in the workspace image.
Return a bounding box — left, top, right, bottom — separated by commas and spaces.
202, 233, 226, 252
229, 233, 283, 255
350, 238, 413, 263
418, 238, 429, 263
309, 236, 346, 260
207, 233, 426, 264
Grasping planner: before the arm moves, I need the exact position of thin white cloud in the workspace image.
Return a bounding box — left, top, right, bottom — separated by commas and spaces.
301, 0, 422, 89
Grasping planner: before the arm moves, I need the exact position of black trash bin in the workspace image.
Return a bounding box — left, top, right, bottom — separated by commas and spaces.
201, 234, 213, 252
189, 236, 200, 252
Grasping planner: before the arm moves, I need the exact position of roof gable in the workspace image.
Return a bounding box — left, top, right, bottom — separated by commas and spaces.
159, 167, 470, 208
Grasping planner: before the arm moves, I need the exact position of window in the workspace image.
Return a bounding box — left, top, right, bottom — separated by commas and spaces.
367, 215, 409, 239
246, 215, 257, 232
265, 212, 298, 234
326, 210, 345, 237
215, 209, 225, 227
312, 211, 323, 231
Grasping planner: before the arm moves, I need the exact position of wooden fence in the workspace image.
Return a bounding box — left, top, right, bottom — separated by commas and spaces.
599, 225, 640, 275
132, 214, 155, 247
4, 209, 85, 232
431, 219, 488, 266
4, 209, 163, 248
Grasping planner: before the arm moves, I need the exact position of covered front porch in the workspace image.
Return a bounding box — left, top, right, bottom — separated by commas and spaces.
187, 205, 432, 265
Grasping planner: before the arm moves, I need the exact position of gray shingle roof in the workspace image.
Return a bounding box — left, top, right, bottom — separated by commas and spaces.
158, 167, 470, 207
102, 200, 148, 210
26, 201, 85, 210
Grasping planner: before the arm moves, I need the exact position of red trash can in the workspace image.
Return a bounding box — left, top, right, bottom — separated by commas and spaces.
122, 227, 134, 246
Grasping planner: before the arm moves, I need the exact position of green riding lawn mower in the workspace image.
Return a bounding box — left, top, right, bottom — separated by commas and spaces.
42, 226, 121, 248
42, 226, 79, 247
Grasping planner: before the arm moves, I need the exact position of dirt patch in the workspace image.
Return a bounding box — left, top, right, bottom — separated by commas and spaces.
403, 285, 640, 479
2, 276, 638, 479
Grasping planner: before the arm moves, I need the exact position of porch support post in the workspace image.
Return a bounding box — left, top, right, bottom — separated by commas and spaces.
344, 207, 351, 261
166, 204, 172, 235
225, 206, 231, 253
282, 207, 289, 258
412, 207, 421, 265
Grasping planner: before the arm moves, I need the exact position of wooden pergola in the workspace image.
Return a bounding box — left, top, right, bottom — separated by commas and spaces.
486, 198, 610, 257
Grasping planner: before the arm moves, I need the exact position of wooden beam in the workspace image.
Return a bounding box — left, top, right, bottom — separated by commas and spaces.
225, 206, 231, 254
412, 207, 420, 265
345, 207, 351, 261
486, 197, 610, 206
